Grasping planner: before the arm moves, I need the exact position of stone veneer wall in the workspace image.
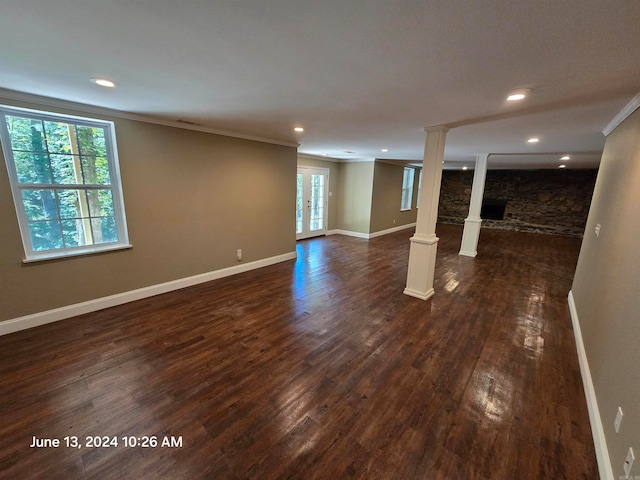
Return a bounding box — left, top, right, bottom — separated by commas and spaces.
438, 169, 598, 237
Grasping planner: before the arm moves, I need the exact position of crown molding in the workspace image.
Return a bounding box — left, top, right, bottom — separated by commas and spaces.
602, 92, 640, 137
297, 152, 342, 163
0, 88, 299, 148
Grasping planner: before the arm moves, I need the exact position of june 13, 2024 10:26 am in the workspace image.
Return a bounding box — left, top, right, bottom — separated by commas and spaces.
29, 435, 183, 449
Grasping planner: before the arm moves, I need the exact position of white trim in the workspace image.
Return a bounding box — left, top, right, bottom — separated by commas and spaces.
0, 251, 297, 337
297, 153, 342, 163
23, 244, 133, 263
327, 223, 416, 240
0, 88, 298, 148
568, 290, 614, 480
326, 229, 369, 239
602, 93, 640, 137
340, 158, 375, 163
369, 223, 416, 239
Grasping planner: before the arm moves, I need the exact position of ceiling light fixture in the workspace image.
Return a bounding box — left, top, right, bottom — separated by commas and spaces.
381, 148, 388, 152
90, 77, 116, 88
294, 127, 304, 132
527, 137, 540, 143
559, 165, 567, 169
561, 155, 570, 160
506, 88, 530, 102
462, 166, 468, 170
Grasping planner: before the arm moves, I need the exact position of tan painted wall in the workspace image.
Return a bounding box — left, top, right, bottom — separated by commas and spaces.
336, 161, 374, 234
296, 155, 340, 232
571, 107, 640, 477
370, 161, 419, 234
0, 96, 297, 322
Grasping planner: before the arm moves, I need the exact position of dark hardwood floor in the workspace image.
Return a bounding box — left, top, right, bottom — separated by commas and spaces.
0, 224, 598, 479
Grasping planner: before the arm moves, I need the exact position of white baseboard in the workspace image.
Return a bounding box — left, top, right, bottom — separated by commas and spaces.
0, 251, 297, 337
326, 229, 369, 239
568, 290, 613, 480
327, 223, 416, 240
369, 223, 416, 239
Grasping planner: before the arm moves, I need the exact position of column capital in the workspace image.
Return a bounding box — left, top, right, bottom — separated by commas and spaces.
424, 125, 450, 134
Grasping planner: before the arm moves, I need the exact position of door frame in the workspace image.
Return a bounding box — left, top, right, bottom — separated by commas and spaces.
296, 166, 329, 240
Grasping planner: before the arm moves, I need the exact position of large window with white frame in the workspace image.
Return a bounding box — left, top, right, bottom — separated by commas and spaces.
401, 167, 415, 211
0, 105, 130, 261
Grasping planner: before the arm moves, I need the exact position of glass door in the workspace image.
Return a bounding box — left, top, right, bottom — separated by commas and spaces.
296, 167, 328, 240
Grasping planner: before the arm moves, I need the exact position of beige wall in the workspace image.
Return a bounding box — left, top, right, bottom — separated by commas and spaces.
0, 96, 297, 321
370, 161, 419, 234
571, 108, 640, 477
336, 161, 374, 234
296, 155, 340, 232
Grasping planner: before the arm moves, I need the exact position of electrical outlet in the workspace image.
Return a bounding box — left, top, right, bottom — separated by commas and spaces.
615, 407, 624, 433
624, 447, 634, 477
236, 249, 242, 261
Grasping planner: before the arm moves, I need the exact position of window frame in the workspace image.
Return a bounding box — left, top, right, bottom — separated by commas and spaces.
0, 105, 131, 262
400, 166, 415, 211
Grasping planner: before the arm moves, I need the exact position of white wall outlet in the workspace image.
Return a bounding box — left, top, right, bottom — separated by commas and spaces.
595, 223, 601, 237
615, 407, 624, 433
624, 447, 635, 477
236, 249, 242, 261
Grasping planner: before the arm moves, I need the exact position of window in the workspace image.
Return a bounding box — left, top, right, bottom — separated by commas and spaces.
401, 167, 415, 211
416, 169, 423, 208
0, 105, 130, 261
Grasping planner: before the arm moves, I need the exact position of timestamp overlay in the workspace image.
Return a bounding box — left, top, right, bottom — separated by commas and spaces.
28, 434, 183, 450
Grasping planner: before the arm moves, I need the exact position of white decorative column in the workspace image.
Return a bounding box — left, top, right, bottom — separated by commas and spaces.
404, 126, 448, 300
459, 153, 489, 257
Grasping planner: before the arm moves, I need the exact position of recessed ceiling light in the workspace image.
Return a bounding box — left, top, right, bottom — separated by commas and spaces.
462, 166, 468, 170
559, 164, 567, 169
506, 89, 530, 102
321, 153, 327, 156
90, 77, 115, 88
527, 137, 540, 143
294, 127, 304, 132
381, 148, 388, 152
561, 155, 570, 160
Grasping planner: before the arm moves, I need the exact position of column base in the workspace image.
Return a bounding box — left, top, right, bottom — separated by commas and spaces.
404, 234, 439, 301
403, 287, 435, 301
459, 217, 482, 257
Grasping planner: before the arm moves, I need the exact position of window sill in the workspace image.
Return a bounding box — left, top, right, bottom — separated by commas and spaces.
22, 244, 133, 264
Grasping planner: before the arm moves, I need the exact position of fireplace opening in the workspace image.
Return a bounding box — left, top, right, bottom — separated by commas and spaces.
481, 199, 508, 220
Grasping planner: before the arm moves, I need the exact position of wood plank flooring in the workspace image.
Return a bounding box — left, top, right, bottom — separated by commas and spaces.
0, 224, 598, 479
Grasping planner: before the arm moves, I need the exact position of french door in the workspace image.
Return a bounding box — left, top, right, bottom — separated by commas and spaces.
296, 167, 328, 240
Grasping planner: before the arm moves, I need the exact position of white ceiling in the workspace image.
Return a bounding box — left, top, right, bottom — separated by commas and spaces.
1, 0, 639, 169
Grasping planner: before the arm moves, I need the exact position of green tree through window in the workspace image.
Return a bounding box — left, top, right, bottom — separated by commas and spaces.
0, 106, 129, 261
